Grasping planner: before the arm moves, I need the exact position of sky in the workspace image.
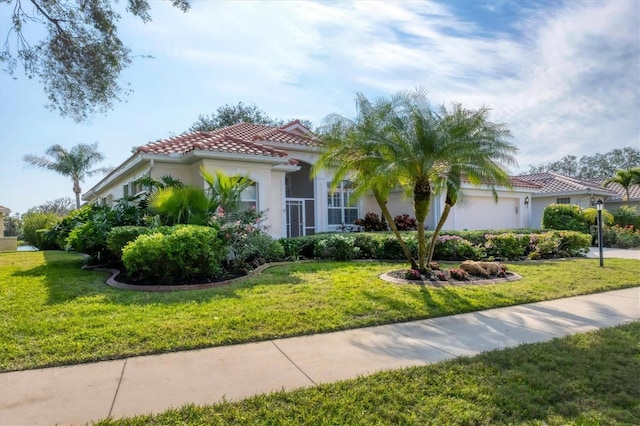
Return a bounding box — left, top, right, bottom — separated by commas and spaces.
0, 0, 638, 215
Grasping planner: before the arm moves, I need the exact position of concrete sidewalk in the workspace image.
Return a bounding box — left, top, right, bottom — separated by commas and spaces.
1, 287, 638, 426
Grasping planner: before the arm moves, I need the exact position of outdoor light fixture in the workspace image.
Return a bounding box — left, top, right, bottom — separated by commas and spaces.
596, 199, 604, 267
524, 196, 530, 207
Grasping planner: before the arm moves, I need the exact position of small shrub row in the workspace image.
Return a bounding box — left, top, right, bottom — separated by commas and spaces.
282, 229, 590, 262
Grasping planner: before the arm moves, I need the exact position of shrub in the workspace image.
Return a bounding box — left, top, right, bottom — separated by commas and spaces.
35, 229, 59, 250
21, 212, 62, 247
353, 234, 381, 259
230, 233, 285, 268
528, 232, 561, 259
122, 225, 227, 284
542, 204, 589, 233
611, 206, 640, 229
432, 235, 485, 261
556, 230, 591, 256
315, 235, 360, 261
603, 225, 640, 248
279, 238, 300, 260
448, 268, 469, 281
49, 204, 102, 249
404, 269, 421, 280
393, 214, 417, 231
107, 226, 156, 259
354, 212, 387, 232
484, 233, 530, 259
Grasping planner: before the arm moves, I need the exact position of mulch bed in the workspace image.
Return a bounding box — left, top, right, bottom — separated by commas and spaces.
380, 269, 522, 287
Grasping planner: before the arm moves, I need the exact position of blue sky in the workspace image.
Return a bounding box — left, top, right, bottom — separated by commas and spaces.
1, 0, 638, 215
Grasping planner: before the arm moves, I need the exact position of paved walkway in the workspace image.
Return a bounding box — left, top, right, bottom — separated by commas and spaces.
1, 251, 639, 425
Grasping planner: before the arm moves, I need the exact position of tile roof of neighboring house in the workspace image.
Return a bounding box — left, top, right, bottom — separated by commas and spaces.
0, 205, 10, 214
597, 180, 640, 202
135, 122, 318, 160
516, 172, 616, 195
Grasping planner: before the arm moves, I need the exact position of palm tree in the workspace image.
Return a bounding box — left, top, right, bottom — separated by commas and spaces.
602, 168, 640, 206
425, 103, 518, 265
314, 94, 418, 269
24, 143, 111, 209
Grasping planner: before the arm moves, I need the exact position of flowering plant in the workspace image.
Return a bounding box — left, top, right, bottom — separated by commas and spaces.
448, 268, 469, 281
404, 269, 422, 280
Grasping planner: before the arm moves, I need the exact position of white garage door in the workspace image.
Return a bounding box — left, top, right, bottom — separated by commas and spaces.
443, 196, 520, 231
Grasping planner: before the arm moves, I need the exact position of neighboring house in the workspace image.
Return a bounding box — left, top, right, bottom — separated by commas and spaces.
0, 205, 17, 251
515, 172, 620, 228
83, 121, 537, 237
596, 180, 640, 211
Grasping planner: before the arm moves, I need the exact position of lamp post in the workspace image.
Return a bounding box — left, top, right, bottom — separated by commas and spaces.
596, 199, 604, 267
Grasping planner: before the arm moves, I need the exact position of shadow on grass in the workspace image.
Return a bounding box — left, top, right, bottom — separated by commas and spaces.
11, 251, 318, 306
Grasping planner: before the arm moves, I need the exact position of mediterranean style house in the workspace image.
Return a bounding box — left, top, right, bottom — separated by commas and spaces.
82, 121, 560, 237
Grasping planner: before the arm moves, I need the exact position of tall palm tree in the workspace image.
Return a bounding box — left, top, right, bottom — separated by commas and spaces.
425, 103, 518, 265
602, 168, 640, 206
314, 94, 418, 269
24, 143, 111, 209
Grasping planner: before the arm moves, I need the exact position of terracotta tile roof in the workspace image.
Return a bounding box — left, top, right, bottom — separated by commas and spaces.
516, 172, 615, 195
135, 123, 317, 160
597, 180, 640, 202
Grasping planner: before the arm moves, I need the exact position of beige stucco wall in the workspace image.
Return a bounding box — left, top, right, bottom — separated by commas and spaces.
0, 237, 17, 252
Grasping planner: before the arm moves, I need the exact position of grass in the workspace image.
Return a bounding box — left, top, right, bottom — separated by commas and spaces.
95, 323, 640, 425
1, 250, 638, 372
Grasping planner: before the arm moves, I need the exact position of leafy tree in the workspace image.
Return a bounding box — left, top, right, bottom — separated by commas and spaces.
1, 0, 190, 121
27, 197, 75, 216
528, 147, 640, 180
602, 168, 640, 206
21, 211, 61, 246
189, 102, 314, 132
23, 143, 111, 209
3, 213, 21, 237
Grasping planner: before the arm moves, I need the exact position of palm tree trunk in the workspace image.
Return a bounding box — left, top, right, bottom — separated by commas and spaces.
427, 203, 451, 266
626, 188, 631, 206
73, 178, 81, 209
373, 190, 417, 269
413, 181, 431, 271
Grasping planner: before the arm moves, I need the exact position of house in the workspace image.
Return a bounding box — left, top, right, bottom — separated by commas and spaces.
0, 205, 17, 251
514, 172, 638, 228
83, 121, 537, 237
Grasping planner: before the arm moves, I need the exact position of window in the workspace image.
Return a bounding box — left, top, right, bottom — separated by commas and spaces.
328, 181, 358, 225
238, 182, 258, 211
556, 197, 571, 204
122, 184, 129, 197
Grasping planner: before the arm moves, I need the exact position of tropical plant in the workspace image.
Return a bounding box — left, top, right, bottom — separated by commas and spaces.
424, 103, 517, 266
314, 93, 418, 269
148, 185, 209, 225
200, 166, 252, 217
21, 211, 61, 247
602, 167, 640, 206
23, 143, 111, 208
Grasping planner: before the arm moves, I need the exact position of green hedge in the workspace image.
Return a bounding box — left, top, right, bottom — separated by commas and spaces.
282, 229, 590, 262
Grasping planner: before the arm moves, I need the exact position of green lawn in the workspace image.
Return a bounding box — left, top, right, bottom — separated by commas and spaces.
1, 251, 638, 372
95, 323, 640, 425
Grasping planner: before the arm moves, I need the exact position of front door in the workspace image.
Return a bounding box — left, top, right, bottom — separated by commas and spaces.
286, 198, 315, 237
